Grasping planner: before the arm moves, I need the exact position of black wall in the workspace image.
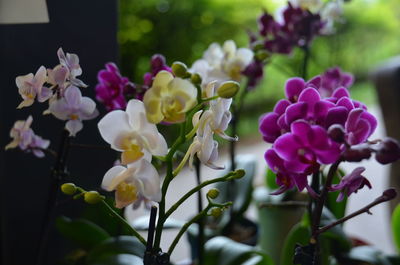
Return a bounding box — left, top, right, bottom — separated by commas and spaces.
0, 1, 118, 264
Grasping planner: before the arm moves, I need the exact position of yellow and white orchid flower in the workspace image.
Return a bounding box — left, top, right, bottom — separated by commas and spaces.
98, 99, 168, 165
143, 70, 197, 124
102, 157, 161, 209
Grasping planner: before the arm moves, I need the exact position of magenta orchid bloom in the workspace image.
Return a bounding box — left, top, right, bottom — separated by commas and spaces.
5, 116, 50, 158
49, 86, 98, 136
319, 67, 353, 97
330, 167, 371, 202
95, 63, 134, 111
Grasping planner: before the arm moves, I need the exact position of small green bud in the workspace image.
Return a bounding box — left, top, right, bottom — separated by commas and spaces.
255, 50, 269, 61
217, 81, 240, 98
210, 207, 222, 218
61, 183, 77, 195
172, 62, 188, 78
191, 73, 202, 85
229, 169, 245, 180
84, 191, 104, 204
207, 188, 220, 199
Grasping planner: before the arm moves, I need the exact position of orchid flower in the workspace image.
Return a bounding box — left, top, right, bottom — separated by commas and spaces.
98, 99, 168, 165
47, 64, 69, 95
330, 167, 371, 202
49, 86, 98, 136
16, 66, 52, 109
57, 48, 87, 88
191, 40, 253, 85
5, 115, 50, 158
143, 71, 197, 124
102, 157, 161, 208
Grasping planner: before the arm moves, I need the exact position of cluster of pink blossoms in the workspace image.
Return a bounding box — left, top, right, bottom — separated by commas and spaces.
259, 67, 400, 198
95, 54, 171, 112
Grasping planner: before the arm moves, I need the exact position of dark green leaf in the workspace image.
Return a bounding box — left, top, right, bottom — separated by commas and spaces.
265, 168, 279, 191
86, 236, 145, 263
204, 236, 273, 265
280, 223, 310, 265
320, 208, 352, 252
326, 168, 348, 220
214, 155, 256, 217
391, 203, 400, 253
56, 216, 110, 249
90, 254, 143, 265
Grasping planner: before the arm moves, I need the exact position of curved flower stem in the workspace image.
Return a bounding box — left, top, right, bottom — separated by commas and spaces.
100, 200, 147, 246
168, 204, 212, 256
36, 129, 71, 265
316, 188, 397, 236
165, 171, 236, 220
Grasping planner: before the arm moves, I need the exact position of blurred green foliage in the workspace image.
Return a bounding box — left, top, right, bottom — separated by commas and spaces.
119, 0, 400, 137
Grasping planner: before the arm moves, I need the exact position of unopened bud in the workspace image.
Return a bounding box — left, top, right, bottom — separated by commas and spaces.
255, 50, 269, 61
171, 62, 188, 78
217, 81, 240, 98
190, 73, 202, 85
84, 191, 104, 204
210, 207, 222, 218
207, 188, 220, 199
342, 145, 372, 162
61, 183, 77, 195
375, 137, 400, 165
229, 169, 245, 180
328, 124, 345, 143
382, 188, 397, 201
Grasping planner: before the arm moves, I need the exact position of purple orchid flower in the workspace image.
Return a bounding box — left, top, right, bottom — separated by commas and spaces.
319, 67, 354, 97
330, 167, 372, 202
274, 121, 341, 173
95, 63, 134, 111
49, 86, 99, 136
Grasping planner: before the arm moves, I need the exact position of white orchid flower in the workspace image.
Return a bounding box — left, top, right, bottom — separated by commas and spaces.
98, 99, 168, 165
321, 0, 344, 34
193, 83, 237, 141
191, 40, 253, 86
49, 85, 98, 136
57, 48, 87, 88
290, 0, 323, 12
102, 158, 161, 209
16, 66, 52, 109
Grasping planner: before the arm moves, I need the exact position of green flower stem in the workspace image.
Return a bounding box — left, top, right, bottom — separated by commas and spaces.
165, 171, 236, 220
100, 200, 147, 246
168, 204, 212, 255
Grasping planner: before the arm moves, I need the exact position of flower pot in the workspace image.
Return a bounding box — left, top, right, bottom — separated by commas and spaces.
254, 187, 307, 265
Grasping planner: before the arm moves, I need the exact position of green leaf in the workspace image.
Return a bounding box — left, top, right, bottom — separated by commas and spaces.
82, 197, 131, 236
280, 223, 310, 265
86, 236, 145, 263
391, 203, 400, 253
345, 246, 392, 265
265, 168, 279, 191
214, 155, 256, 217
56, 216, 110, 249
325, 168, 347, 220
89, 254, 143, 265
204, 236, 273, 265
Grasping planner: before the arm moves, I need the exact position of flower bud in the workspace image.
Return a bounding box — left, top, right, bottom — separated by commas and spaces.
228, 169, 245, 180
328, 124, 345, 143
190, 73, 202, 85
61, 183, 77, 195
171, 62, 188, 78
210, 207, 222, 218
84, 191, 104, 204
217, 81, 240, 98
255, 50, 269, 61
375, 137, 400, 165
342, 145, 372, 162
207, 188, 220, 199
